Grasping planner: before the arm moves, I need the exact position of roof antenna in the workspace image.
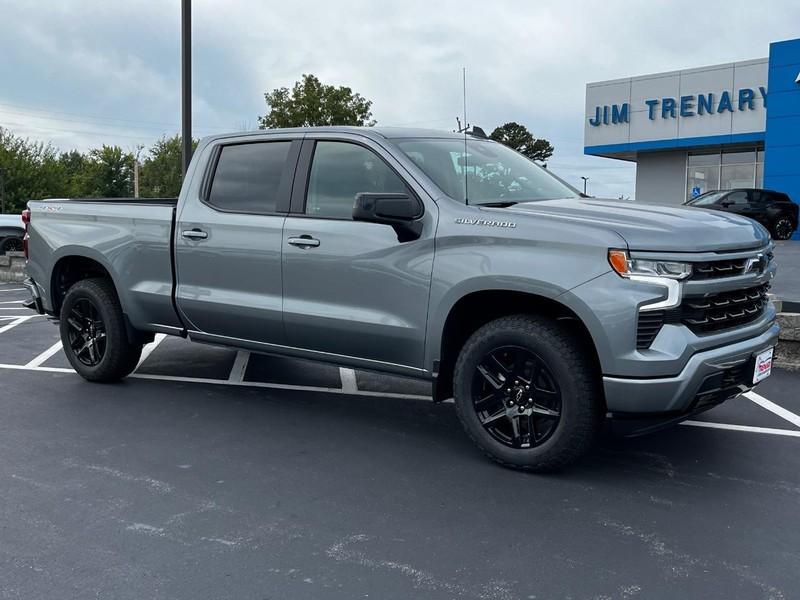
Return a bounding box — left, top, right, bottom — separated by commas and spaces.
462, 67, 468, 205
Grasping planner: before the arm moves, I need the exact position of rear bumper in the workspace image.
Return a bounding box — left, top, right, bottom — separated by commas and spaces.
22, 277, 45, 315
603, 321, 780, 420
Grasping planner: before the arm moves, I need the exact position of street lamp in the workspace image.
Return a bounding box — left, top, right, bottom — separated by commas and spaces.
580, 176, 589, 195
181, 0, 192, 176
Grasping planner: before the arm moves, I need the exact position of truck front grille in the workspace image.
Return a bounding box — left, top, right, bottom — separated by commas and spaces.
691, 258, 747, 280
690, 251, 773, 281
681, 283, 770, 334
635, 283, 769, 349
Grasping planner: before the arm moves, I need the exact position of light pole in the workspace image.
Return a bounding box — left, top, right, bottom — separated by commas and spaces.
580, 176, 589, 195
181, 0, 192, 176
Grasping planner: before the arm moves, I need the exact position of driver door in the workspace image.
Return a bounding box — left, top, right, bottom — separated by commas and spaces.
281, 137, 437, 371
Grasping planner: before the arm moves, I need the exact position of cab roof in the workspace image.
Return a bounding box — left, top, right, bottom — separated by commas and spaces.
202, 126, 478, 144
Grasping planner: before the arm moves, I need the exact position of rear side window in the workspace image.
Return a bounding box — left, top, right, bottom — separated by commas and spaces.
208, 142, 291, 213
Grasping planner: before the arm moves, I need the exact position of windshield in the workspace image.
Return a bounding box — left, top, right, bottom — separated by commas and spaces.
686, 191, 723, 206
395, 138, 578, 205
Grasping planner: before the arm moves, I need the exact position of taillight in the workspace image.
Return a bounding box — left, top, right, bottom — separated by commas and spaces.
22, 209, 30, 259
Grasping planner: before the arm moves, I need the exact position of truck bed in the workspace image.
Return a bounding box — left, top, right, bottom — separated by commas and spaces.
25, 197, 183, 333
37, 197, 178, 206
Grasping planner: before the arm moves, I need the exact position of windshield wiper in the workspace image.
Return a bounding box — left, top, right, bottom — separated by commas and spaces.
473, 201, 520, 208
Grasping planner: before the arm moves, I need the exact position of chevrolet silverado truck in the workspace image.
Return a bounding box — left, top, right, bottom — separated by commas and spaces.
22, 127, 779, 471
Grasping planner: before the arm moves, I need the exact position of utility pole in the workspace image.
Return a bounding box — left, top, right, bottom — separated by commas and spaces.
181, 0, 192, 176
580, 176, 589, 195
0, 168, 5, 214
133, 160, 140, 198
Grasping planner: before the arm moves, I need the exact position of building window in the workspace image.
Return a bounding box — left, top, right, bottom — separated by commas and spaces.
686, 147, 764, 200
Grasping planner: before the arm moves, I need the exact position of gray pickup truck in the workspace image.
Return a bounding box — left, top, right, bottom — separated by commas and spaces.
22, 127, 779, 471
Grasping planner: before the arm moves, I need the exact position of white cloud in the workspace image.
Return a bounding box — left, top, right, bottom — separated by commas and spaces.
0, 0, 796, 197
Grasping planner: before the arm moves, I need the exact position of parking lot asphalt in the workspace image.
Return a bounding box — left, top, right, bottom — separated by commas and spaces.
772, 240, 800, 302
2, 282, 800, 599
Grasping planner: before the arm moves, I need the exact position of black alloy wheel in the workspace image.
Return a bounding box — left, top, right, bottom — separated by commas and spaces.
472, 345, 562, 449
65, 297, 107, 367
1, 237, 23, 254
452, 314, 602, 472
773, 218, 795, 241
59, 278, 142, 382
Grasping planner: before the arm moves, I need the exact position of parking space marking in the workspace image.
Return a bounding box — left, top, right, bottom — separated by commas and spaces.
135, 333, 167, 371
0, 288, 24, 292
228, 351, 250, 382
0, 300, 23, 304
25, 341, 64, 368
129, 372, 432, 400
0, 316, 37, 334
681, 420, 800, 438
339, 367, 358, 393
743, 390, 800, 429
2, 344, 799, 441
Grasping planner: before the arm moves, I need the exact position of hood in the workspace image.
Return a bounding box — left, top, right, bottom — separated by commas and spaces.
500, 198, 770, 252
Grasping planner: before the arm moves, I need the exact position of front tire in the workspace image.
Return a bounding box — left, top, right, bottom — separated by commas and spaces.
453, 315, 602, 472
60, 278, 142, 382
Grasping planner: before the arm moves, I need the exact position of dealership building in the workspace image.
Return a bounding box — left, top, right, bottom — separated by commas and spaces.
584, 37, 800, 208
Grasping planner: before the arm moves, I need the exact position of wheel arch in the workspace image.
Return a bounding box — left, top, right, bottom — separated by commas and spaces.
50, 250, 121, 317
430, 287, 603, 403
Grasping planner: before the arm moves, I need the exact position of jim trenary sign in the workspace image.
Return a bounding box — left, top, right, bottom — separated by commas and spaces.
589, 86, 768, 126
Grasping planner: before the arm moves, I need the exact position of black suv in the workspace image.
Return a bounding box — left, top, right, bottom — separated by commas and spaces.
685, 189, 798, 240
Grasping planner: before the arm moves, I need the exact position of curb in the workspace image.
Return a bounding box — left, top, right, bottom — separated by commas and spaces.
775, 310, 800, 371
0, 252, 25, 283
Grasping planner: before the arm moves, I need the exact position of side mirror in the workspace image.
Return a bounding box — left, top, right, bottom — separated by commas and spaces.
353, 193, 424, 242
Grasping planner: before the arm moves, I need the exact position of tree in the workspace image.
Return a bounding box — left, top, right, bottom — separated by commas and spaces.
489, 122, 554, 163
139, 135, 197, 198
0, 127, 65, 213
258, 74, 376, 129
79, 145, 134, 197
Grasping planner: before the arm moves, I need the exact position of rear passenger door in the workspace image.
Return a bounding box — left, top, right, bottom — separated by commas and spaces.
281, 136, 436, 371
175, 136, 301, 345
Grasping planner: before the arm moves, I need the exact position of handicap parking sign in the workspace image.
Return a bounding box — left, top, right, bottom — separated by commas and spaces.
691, 186, 701, 198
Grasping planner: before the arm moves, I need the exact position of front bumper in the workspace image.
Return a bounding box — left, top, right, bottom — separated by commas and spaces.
603, 320, 779, 419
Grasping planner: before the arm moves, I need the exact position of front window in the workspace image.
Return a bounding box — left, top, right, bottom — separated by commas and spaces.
305, 141, 408, 219
395, 138, 578, 205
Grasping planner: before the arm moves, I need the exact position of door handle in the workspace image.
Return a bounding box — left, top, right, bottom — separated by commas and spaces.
182, 229, 208, 240
287, 236, 320, 248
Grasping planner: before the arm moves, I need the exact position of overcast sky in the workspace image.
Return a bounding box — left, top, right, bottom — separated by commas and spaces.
0, 0, 797, 198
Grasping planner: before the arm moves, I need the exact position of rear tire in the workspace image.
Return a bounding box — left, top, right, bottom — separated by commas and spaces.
772, 217, 795, 241
453, 315, 602, 472
59, 278, 142, 382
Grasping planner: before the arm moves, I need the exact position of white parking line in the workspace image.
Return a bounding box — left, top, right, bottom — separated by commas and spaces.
0, 316, 36, 334
0, 300, 23, 304
339, 368, 358, 393
135, 334, 167, 371
0, 358, 798, 441
228, 351, 250, 382
744, 390, 800, 429
681, 420, 800, 438
24, 341, 64, 368
0, 288, 25, 292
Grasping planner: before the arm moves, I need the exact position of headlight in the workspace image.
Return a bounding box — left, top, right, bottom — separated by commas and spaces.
608, 249, 692, 280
